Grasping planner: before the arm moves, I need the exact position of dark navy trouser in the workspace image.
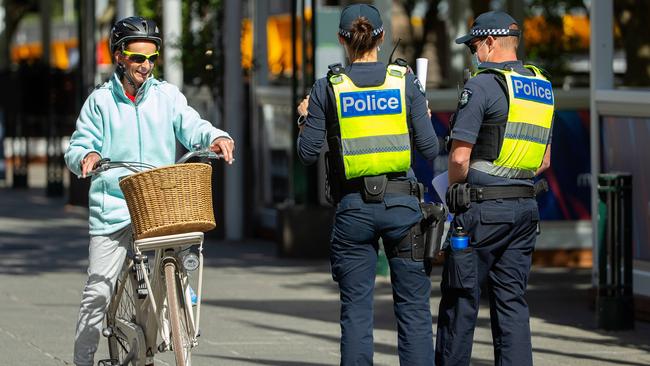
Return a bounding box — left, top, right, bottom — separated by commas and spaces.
435, 198, 539, 366
330, 192, 434, 366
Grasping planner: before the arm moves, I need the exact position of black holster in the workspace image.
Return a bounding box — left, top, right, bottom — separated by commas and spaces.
389, 222, 425, 262
324, 151, 341, 204
388, 201, 447, 276
420, 202, 448, 261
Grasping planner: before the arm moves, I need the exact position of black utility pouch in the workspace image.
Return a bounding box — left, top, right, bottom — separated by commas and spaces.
446, 183, 471, 214
442, 247, 476, 290
362, 175, 388, 203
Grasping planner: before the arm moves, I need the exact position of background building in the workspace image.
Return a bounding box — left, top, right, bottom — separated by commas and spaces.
0, 0, 647, 318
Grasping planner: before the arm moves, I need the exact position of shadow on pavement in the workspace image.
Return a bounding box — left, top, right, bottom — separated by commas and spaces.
0, 189, 90, 275
200, 355, 332, 366
2, 188, 650, 365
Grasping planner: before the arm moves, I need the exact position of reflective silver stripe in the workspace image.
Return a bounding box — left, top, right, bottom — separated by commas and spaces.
503, 121, 550, 145
342, 133, 410, 156
470, 160, 535, 179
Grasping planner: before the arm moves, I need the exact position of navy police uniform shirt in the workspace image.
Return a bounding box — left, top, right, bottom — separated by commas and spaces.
297, 62, 438, 177
451, 60, 553, 187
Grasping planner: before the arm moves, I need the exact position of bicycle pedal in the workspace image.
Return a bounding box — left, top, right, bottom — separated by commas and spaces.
97, 359, 119, 366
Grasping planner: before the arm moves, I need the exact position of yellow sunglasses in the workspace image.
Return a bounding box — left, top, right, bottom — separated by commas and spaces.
122, 50, 160, 63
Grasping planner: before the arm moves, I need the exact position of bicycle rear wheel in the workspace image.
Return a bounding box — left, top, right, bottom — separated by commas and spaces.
164, 261, 193, 365
107, 268, 140, 364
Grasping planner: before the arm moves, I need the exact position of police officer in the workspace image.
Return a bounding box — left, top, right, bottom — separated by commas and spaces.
296, 4, 438, 365
435, 11, 553, 366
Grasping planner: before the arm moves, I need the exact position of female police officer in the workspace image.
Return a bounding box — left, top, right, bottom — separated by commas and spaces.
296, 4, 438, 365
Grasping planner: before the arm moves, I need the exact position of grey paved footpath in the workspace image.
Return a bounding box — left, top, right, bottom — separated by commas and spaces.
1, 188, 649, 366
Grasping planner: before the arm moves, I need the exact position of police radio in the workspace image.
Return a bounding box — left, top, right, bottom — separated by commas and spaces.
387, 38, 402, 64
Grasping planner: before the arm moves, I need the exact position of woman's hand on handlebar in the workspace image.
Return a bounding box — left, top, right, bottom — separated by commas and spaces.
210, 137, 235, 165
81, 152, 101, 178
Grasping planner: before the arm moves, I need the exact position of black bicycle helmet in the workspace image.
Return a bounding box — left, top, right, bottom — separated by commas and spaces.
110, 16, 162, 53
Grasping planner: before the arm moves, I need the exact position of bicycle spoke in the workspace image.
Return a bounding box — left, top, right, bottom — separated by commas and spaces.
108, 272, 139, 364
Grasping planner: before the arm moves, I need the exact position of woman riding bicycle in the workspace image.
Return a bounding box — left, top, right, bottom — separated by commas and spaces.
64, 16, 234, 366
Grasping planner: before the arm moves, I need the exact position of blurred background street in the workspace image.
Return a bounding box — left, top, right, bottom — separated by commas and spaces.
1, 0, 650, 365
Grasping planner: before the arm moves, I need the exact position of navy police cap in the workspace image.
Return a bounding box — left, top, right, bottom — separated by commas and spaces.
339, 4, 384, 39
455, 11, 520, 45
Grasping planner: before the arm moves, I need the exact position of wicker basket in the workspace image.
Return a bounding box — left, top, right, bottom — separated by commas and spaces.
119, 163, 216, 240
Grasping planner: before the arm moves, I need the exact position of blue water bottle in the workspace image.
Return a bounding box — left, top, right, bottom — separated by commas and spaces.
451, 226, 469, 250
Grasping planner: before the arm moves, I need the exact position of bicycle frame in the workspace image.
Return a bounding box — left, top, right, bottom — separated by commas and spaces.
134, 232, 205, 353
106, 232, 205, 366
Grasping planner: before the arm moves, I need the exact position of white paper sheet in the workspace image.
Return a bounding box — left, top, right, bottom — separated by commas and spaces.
416, 58, 428, 92
432, 171, 449, 206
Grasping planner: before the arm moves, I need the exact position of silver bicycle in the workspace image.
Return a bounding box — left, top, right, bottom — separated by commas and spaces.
95, 149, 222, 366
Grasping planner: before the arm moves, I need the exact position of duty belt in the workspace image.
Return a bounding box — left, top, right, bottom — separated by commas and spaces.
341, 179, 421, 197
447, 180, 548, 214
468, 185, 536, 201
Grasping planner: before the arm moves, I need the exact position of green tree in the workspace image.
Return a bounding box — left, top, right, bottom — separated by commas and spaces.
134, 0, 223, 90
518, 0, 587, 81
180, 0, 222, 88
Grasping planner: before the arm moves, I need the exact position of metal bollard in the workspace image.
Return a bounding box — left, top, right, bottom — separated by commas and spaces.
596, 173, 634, 330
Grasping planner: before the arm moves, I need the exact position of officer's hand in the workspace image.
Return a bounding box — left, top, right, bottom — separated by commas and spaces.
210, 137, 235, 165
297, 96, 309, 117
81, 152, 101, 178
427, 100, 432, 119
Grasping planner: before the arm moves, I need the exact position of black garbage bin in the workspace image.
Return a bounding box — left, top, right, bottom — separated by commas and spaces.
596, 173, 634, 330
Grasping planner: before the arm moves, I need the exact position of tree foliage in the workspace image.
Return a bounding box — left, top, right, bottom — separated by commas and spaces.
134, 0, 222, 89
516, 0, 588, 81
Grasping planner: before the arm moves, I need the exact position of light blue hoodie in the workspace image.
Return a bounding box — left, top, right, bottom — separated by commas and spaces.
65, 73, 230, 235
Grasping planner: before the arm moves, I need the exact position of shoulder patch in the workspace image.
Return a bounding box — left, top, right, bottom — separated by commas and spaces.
458, 88, 472, 108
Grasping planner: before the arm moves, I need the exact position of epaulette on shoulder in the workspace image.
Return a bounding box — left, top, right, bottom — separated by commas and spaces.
471, 68, 506, 83
327, 63, 344, 77
392, 58, 409, 68
537, 66, 552, 80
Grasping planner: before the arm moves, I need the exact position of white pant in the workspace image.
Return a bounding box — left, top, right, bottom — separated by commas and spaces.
73, 226, 131, 366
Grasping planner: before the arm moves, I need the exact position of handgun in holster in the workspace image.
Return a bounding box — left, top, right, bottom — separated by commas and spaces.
399, 184, 447, 273
420, 202, 448, 263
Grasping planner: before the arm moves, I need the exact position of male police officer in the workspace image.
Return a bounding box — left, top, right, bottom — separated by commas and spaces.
435, 11, 553, 366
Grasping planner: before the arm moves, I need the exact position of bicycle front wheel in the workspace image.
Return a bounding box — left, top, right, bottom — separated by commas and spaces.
164, 261, 193, 365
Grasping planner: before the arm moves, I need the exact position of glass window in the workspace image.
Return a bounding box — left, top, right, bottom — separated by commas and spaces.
613, 1, 650, 88
601, 116, 650, 261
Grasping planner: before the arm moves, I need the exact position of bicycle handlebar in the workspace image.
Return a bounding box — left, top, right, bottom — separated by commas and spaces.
176, 149, 225, 164
89, 148, 229, 176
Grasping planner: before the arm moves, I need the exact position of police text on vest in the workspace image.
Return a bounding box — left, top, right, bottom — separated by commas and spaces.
339, 89, 402, 118
511, 75, 554, 105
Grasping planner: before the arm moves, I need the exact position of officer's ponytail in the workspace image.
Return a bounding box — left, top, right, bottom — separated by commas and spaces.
346, 17, 382, 60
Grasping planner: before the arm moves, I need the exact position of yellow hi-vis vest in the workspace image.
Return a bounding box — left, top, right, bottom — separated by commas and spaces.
473, 65, 554, 179
329, 65, 411, 180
